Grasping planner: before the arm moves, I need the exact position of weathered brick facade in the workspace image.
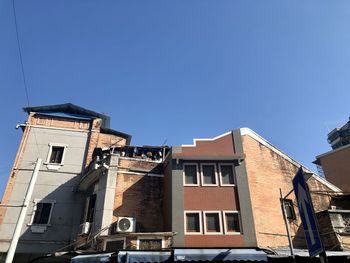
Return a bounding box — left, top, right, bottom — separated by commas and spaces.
242, 133, 337, 249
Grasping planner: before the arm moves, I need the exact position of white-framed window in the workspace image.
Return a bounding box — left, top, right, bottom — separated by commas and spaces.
219, 163, 236, 186
223, 211, 242, 235
183, 163, 200, 186
184, 211, 202, 235
29, 199, 55, 226
45, 143, 68, 166
104, 237, 126, 251
200, 163, 218, 186
137, 236, 164, 250
203, 211, 223, 234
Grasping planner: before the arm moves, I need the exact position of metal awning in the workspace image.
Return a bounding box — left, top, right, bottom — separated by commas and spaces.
71, 253, 113, 263
117, 251, 171, 263
174, 249, 267, 262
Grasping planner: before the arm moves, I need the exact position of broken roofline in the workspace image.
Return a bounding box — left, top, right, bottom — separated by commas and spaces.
93, 145, 170, 163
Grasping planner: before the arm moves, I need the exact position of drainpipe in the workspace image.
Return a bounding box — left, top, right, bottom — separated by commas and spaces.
5, 158, 42, 263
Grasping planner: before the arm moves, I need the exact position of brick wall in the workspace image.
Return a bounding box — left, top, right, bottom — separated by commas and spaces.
242, 135, 335, 249
113, 158, 164, 232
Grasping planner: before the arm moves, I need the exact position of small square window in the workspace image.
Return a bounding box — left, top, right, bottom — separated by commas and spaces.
201, 164, 218, 186
32, 202, 54, 225
223, 212, 241, 234
204, 211, 222, 234
50, 146, 64, 164
185, 212, 202, 234
184, 164, 199, 186
283, 199, 296, 220
219, 164, 235, 185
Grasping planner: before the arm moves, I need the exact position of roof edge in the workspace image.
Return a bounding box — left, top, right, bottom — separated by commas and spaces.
239, 128, 342, 193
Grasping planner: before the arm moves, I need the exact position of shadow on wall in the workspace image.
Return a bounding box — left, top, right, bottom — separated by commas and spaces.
113, 171, 164, 233
14, 175, 85, 262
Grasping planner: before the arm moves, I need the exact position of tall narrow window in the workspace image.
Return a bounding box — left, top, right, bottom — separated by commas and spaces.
223, 211, 241, 234
201, 164, 217, 186
283, 199, 296, 220
184, 164, 199, 186
204, 212, 222, 234
86, 194, 97, 223
185, 212, 202, 234
219, 164, 235, 186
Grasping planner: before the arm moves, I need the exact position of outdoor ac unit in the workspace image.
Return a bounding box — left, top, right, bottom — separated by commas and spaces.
113, 217, 136, 233
79, 222, 91, 235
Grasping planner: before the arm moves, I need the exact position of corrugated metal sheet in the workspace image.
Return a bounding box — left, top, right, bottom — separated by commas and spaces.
117, 251, 171, 263
71, 253, 113, 263
174, 249, 267, 262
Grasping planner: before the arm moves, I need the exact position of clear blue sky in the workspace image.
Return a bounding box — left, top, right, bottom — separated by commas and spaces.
1, 0, 349, 197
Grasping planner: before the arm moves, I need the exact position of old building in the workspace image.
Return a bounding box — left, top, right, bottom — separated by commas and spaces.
1, 104, 348, 262
75, 145, 173, 252
164, 128, 342, 254
314, 117, 350, 192
0, 104, 130, 262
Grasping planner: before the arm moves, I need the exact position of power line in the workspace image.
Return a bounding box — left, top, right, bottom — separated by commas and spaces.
11, 0, 41, 157
12, 0, 30, 107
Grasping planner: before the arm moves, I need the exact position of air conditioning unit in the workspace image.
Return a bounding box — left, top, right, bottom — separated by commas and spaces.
79, 222, 91, 235
113, 217, 136, 233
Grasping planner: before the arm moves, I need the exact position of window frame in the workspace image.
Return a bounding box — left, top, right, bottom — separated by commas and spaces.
45, 143, 68, 166
200, 163, 218, 186
136, 236, 164, 250
218, 163, 236, 186
184, 211, 202, 235
183, 163, 200, 186
222, 211, 242, 235
29, 199, 56, 226
283, 199, 296, 221
103, 237, 126, 251
203, 211, 223, 235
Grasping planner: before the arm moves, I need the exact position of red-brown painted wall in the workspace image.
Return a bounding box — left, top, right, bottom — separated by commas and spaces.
318, 146, 350, 192
180, 133, 235, 157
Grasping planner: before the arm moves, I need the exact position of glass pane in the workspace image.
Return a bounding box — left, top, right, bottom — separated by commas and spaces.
139, 239, 162, 250
106, 240, 124, 251
221, 165, 235, 184
202, 165, 216, 184
50, 147, 64, 163
184, 165, 197, 184
206, 213, 220, 232
186, 213, 200, 232
33, 203, 52, 224
226, 213, 240, 232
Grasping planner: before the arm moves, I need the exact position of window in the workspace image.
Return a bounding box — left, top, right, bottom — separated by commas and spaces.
31, 200, 55, 225
45, 143, 68, 169
138, 239, 162, 250
183, 164, 199, 186
283, 199, 296, 220
201, 164, 218, 186
85, 194, 96, 223
219, 164, 235, 186
184, 211, 202, 234
105, 238, 125, 251
204, 211, 222, 234
49, 146, 64, 164
223, 211, 241, 234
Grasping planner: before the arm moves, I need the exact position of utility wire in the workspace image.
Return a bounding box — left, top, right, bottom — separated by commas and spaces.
12, 0, 30, 107
11, 0, 41, 157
